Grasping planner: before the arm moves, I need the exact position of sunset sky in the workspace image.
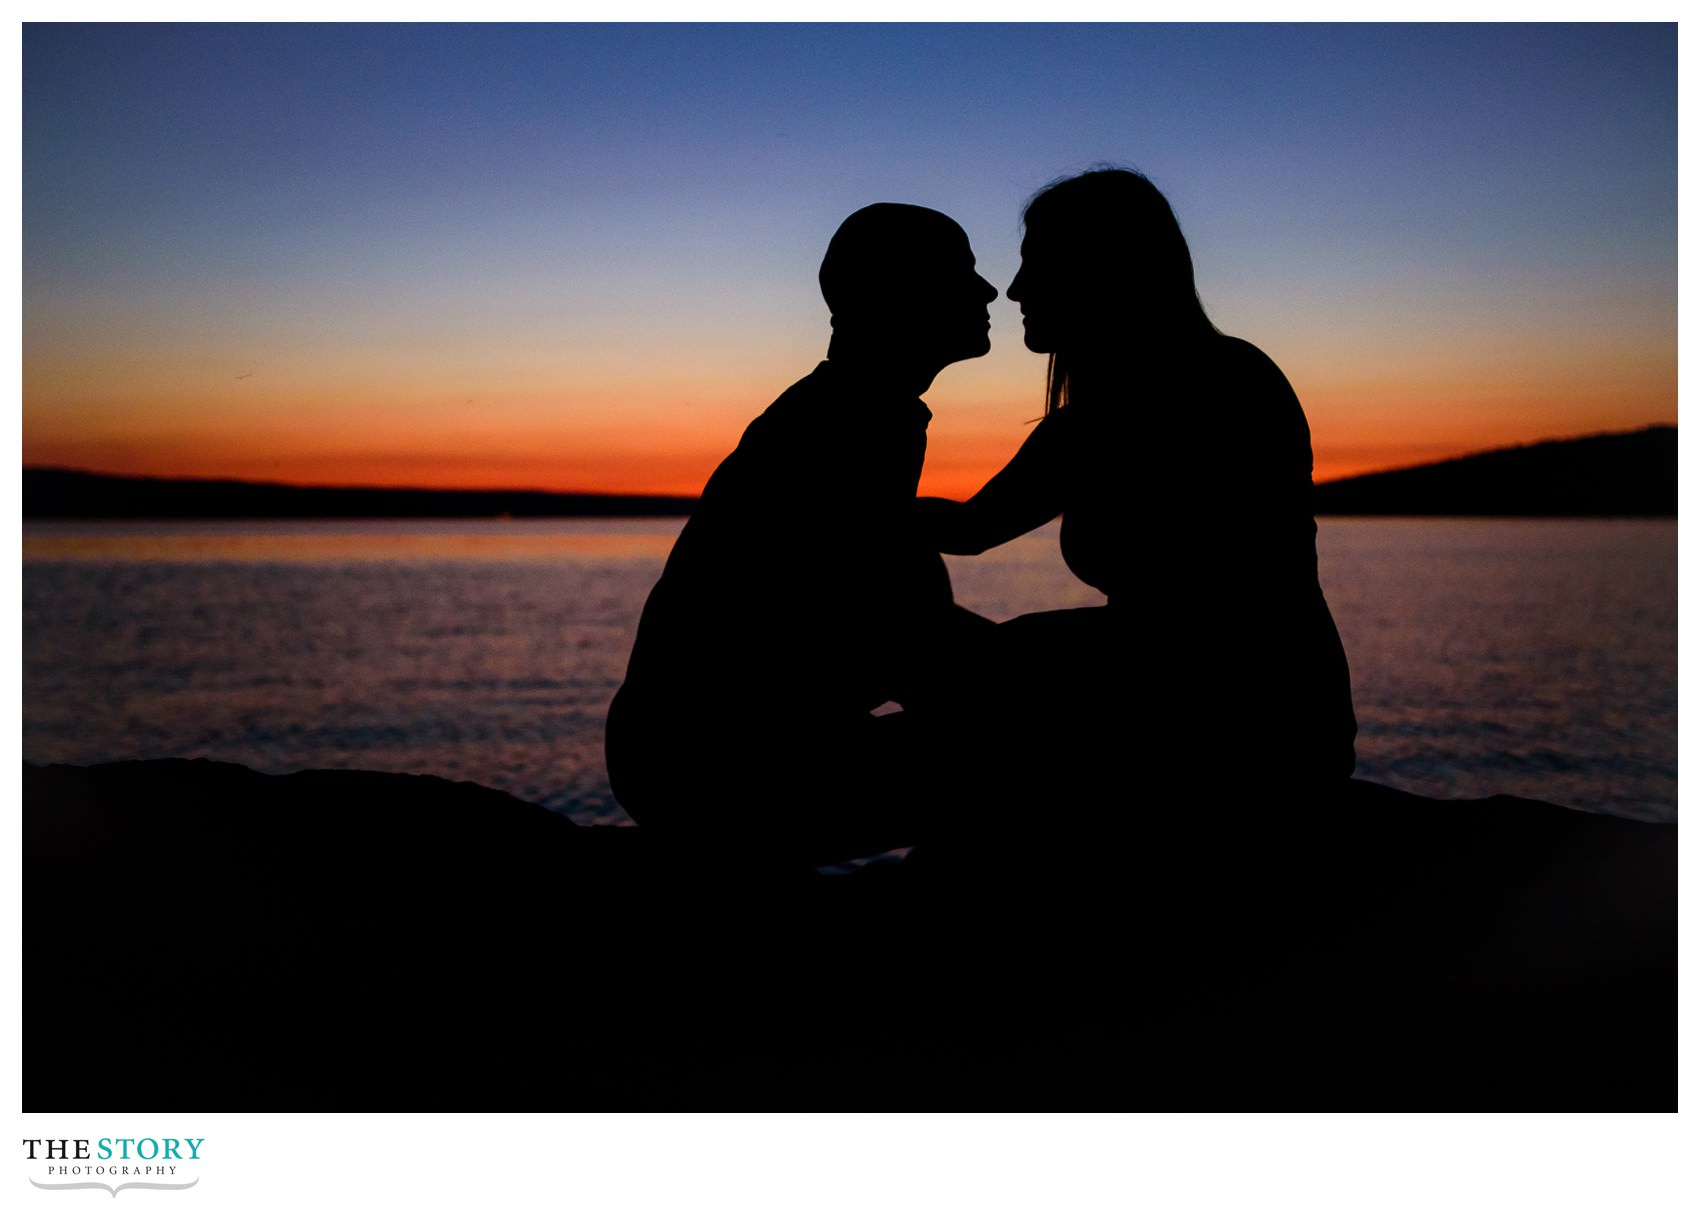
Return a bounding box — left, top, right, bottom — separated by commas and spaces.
22, 22, 1676, 498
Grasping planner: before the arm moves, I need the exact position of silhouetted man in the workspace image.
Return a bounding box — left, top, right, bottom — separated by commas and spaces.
606, 204, 999, 869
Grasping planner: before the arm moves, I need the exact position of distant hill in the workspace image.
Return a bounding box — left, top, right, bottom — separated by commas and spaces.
1314, 426, 1675, 517
22, 468, 698, 520
23, 424, 1678, 520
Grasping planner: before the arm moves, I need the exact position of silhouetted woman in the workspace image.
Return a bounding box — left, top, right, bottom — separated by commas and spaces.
921, 168, 1355, 805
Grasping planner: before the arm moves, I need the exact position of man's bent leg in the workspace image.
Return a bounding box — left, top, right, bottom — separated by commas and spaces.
609, 688, 936, 870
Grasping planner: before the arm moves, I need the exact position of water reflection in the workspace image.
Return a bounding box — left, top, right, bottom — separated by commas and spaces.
19, 517, 1675, 822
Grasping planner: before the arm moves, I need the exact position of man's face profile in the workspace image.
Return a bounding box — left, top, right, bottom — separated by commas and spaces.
822, 204, 999, 367
900, 227, 997, 364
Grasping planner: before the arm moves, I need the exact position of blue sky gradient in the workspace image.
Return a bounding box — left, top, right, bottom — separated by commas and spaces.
23, 22, 1676, 492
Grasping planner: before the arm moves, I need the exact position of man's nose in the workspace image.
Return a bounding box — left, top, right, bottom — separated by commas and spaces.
977, 274, 997, 303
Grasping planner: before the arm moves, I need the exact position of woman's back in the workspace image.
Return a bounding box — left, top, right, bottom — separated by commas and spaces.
1050, 334, 1355, 785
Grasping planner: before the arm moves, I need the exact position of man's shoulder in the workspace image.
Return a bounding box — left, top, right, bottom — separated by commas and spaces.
694, 365, 834, 501
765, 358, 836, 406
736, 363, 824, 429
738, 363, 856, 448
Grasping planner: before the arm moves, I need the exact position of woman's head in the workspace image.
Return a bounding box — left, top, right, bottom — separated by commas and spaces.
1008, 168, 1217, 408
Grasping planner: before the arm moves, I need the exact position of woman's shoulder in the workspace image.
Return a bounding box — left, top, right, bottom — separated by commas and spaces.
1202, 334, 1303, 417
1200, 335, 1312, 464
1210, 334, 1294, 389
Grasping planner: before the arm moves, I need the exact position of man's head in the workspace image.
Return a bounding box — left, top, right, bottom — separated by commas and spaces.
819, 204, 998, 372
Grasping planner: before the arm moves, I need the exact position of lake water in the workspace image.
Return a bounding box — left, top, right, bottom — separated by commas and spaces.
21, 517, 1676, 824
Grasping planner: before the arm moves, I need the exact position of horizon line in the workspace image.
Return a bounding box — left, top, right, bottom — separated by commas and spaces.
21, 422, 1675, 499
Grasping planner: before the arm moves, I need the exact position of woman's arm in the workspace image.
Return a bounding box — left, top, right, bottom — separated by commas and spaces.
916, 414, 1067, 555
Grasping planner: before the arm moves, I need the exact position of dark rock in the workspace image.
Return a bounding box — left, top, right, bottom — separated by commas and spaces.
23, 760, 1673, 1109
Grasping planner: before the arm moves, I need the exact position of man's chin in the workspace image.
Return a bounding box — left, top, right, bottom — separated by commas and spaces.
940, 338, 992, 366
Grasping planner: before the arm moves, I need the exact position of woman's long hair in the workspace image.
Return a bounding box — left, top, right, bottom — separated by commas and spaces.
1024, 167, 1219, 414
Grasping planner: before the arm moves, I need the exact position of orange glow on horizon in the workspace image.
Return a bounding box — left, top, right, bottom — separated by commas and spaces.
23, 415, 1676, 501
23, 356, 1675, 500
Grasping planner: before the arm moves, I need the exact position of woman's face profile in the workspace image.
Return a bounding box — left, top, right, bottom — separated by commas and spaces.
1008, 222, 1097, 354
1006, 232, 1055, 353
1010, 209, 1144, 355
